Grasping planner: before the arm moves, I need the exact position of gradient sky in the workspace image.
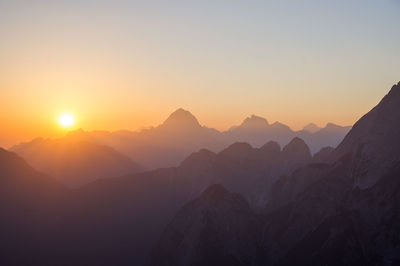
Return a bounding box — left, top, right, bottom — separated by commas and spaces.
1, 0, 399, 148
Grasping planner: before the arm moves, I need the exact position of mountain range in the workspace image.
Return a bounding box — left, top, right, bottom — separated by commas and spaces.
1, 82, 399, 265
148, 81, 400, 265
10, 134, 143, 187
10, 109, 350, 186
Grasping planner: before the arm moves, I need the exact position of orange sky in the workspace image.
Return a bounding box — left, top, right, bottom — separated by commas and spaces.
1, 1, 399, 148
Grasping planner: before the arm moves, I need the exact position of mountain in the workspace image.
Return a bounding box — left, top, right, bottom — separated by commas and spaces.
160, 108, 202, 131
83, 109, 225, 169
334, 81, 400, 188
298, 123, 352, 153
10, 137, 143, 187
229, 115, 269, 131
303, 123, 320, 133
0, 148, 66, 265
178, 138, 312, 208
312, 146, 335, 163
225, 115, 294, 148
147, 184, 260, 266
33, 137, 313, 265
0, 148, 63, 197
149, 81, 400, 266
2, 82, 399, 266
12, 109, 350, 171
280, 137, 312, 171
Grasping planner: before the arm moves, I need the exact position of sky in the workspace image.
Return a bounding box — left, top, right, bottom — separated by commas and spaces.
0, 0, 399, 148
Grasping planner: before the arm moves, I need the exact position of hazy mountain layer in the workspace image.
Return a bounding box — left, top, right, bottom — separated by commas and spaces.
11, 135, 143, 187
150, 82, 400, 265
0, 136, 315, 265
2, 83, 399, 266
11, 108, 350, 186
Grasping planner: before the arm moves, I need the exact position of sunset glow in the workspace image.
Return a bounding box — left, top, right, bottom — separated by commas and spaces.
58, 113, 75, 128
0, 1, 399, 148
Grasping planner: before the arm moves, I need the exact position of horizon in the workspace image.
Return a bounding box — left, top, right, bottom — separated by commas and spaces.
2, 105, 357, 149
1, 1, 400, 147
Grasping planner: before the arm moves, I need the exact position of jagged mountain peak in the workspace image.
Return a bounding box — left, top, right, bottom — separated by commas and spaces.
260, 140, 281, 152
162, 108, 201, 129
179, 148, 217, 168
325, 122, 339, 128
270, 121, 292, 131
219, 142, 254, 157
283, 137, 309, 151
282, 137, 312, 161
323, 122, 349, 131
240, 114, 269, 128
303, 123, 320, 133
334, 81, 400, 188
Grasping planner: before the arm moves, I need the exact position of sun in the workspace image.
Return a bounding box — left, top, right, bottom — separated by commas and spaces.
58, 113, 75, 128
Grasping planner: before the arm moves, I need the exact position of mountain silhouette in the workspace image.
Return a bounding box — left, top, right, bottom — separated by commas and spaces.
303, 123, 320, 133
147, 184, 259, 266
0, 149, 66, 265
12, 108, 350, 171
1, 135, 314, 265
11, 136, 143, 187
1, 82, 399, 266
149, 81, 400, 266
334, 81, 400, 188
160, 108, 202, 130
231, 114, 269, 130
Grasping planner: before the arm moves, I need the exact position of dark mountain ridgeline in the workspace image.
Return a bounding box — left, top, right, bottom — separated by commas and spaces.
1, 82, 399, 265
149, 82, 400, 266
0, 136, 313, 265
147, 184, 261, 266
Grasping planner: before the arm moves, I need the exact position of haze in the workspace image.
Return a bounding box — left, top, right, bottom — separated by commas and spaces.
1, 0, 400, 148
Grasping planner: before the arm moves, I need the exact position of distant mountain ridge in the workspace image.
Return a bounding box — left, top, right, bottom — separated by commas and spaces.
10, 136, 143, 187
10, 108, 351, 179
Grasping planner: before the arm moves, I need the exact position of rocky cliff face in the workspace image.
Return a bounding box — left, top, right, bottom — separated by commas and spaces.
334, 81, 400, 188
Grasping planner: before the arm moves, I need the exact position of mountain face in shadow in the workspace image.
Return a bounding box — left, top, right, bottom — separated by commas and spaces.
148, 82, 400, 266
0, 136, 313, 266
147, 184, 260, 266
0, 149, 66, 266
10, 135, 143, 187
61, 137, 312, 265
3, 82, 398, 266
178, 138, 313, 208
334, 81, 400, 188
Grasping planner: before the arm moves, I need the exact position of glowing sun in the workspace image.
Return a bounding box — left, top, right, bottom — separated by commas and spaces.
58, 113, 75, 128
